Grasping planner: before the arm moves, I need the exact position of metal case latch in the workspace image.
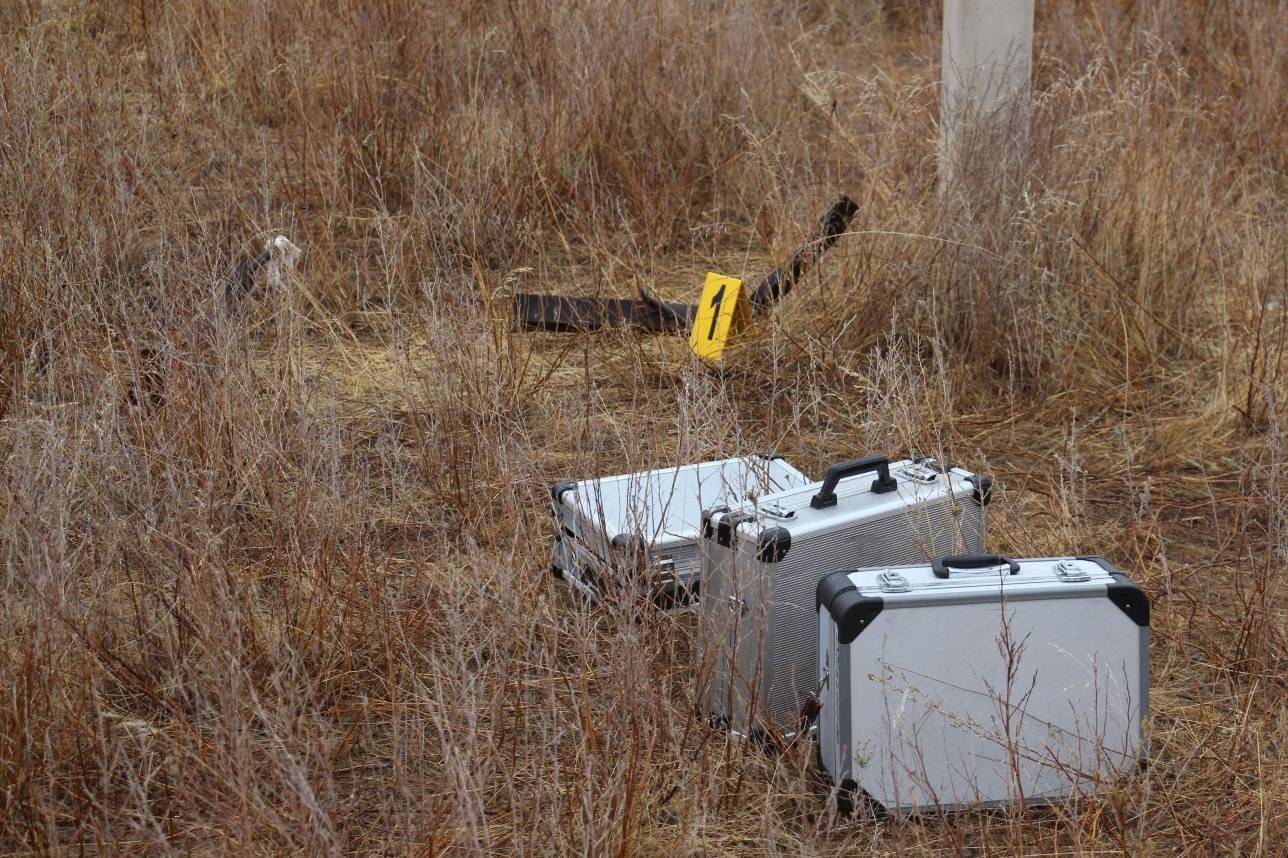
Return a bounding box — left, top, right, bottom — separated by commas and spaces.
657, 555, 676, 581
1054, 560, 1091, 583
760, 502, 795, 520
904, 463, 939, 484
877, 570, 912, 593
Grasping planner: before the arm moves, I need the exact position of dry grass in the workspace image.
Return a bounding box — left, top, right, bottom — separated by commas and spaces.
1, 0, 1285, 854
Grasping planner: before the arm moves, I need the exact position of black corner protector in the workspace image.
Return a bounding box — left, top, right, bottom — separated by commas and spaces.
831, 590, 884, 644
835, 781, 887, 820
552, 479, 576, 505
652, 579, 699, 610
550, 564, 564, 579
702, 506, 729, 541
611, 533, 646, 553
702, 711, 730, 733
969, 475, 993, 506
1107, 574, 1150, 627
816, 569, 857, 611
1077, 554, 1116, 574
757, 527, 791, 563
836, 779, 890, 818
716, 511, 750, 548
836, 780, 858, 816
746, 726, 782, 755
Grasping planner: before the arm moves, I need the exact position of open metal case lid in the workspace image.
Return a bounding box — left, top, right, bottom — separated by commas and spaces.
555, 455, 810, 547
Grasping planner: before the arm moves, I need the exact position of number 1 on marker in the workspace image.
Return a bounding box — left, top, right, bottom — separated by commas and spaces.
706, 283, 725, 340
689, 273, 748, 362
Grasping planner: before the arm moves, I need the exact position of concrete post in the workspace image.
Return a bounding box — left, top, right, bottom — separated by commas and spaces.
939, 0, 1034, 200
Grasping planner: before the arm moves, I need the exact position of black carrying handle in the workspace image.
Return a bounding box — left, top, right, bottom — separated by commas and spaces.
810, 455, 897, 509
932, 554, 1021, 579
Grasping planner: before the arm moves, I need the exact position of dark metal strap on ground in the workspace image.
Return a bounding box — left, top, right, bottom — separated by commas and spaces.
514, 294, 696, 334
747, 195, 859, 313
513, 195, 859, 335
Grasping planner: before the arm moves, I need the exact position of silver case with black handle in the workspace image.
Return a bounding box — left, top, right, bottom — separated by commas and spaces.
816, 555, 1149, 815
551, 455, 810, 608
698, 455, 988, 736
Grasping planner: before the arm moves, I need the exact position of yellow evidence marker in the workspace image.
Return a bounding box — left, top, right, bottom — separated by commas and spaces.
688, 272, 750, 362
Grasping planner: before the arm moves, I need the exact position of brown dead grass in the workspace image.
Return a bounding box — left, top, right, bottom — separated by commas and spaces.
1, 0, 1286, 855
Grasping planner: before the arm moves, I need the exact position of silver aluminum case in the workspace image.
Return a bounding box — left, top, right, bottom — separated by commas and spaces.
699, 458, 987, 734
551, 455, 809, 606
816, 555, 1149, 815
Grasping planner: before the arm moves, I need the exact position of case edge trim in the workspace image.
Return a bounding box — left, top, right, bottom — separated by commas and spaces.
551, 479, 576, 505
1079, 555, 1151, 627
966, 474, 993, 506
817, 573, 883, 644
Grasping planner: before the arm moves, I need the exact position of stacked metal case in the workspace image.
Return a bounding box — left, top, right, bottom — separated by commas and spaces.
697, 455, 989, 736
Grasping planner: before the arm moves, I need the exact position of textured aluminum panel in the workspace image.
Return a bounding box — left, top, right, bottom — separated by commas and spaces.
696, 535, 737, 716
700, 457, 989, 734
557, 535, 704, 601
818, 557, 1148, 813
667, 542, 700, 583
560, 455, 809, 546
761, 498, 984, 726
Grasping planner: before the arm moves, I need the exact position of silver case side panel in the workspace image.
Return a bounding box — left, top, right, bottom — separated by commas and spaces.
730, 488, 985, 731
817, 607, 841, 776
818, 557, 1147, 814
696, 535, 736, 717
